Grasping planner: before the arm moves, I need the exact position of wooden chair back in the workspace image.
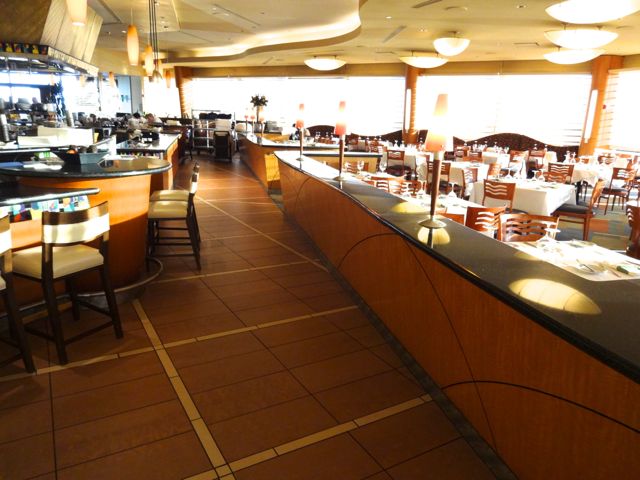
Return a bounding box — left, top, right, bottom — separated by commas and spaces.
510, 150, 528, 161
626, 203, 640, 259
500, 214, 558, 242
483, 179, 516, 211
547, 162, 574, 183
344, 162, 359, 174
487, 163, 501, 178
465, 206, 505, 236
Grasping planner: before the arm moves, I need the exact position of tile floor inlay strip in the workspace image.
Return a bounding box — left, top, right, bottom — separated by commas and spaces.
153, 260, 313, 285
132, 299, 230, 471
183, 469, 218, 480
198, 197, 328, 272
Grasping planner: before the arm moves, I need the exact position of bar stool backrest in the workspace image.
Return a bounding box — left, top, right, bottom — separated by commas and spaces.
42, 202, 110, 246
0, 215, 11, 256
189, 171, 199, 196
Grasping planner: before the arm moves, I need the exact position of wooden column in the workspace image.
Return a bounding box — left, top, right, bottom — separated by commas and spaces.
403, 65, 420, 144
578, 55, 623, 156
174, 66, 193, 118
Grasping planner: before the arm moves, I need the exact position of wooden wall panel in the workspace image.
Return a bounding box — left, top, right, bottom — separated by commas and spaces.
478, 383, 640, 480
413, 244, 640, 430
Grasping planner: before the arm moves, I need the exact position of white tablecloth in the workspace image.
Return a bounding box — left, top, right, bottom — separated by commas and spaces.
416, 161, 490, 186
480, 152, 510, 167
469, 179, 576, 216
570, 163, 613, 186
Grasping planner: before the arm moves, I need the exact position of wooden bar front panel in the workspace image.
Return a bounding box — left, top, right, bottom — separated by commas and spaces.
278, 159, 640, 479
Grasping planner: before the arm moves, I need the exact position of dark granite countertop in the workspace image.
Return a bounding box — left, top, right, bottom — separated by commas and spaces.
115, 133, 180, 153
0, 155, 171, 179
241, 134, 381, 157
276, 151, 640, 384
0, 183, 99, 206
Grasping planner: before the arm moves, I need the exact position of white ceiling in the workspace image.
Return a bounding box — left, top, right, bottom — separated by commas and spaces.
89, 0, 640, 67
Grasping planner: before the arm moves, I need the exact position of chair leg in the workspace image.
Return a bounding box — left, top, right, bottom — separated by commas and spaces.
100, 266, 123, 339
42, 280, 67, 365
66, 278, 81, 322
3, 282, 35, 373
583, 216, 591, 241
187, 215, 201, 270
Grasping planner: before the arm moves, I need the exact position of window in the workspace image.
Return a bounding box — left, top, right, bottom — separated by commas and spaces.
415, 74, 591, 146
191, 76, 404, 135
600, 70, 640, 152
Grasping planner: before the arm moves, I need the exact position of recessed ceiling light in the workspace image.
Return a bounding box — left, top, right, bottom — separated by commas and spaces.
419, 28, 427, 32
445, 6, 468, 12
121, 30, 126, 33
516, 4, 527, 8
386, 16, 392, 19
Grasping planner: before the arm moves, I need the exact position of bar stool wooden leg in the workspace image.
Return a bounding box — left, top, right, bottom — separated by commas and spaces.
66, 278, 81, 322
42, 281, 68, 365
100, 266, 123, 339
3, 276, 35, 373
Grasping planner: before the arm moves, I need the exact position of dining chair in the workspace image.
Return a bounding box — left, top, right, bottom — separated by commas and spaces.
626, 203, 640, 259
552, 179, 606, 241
344, 162, 359, 174
12, 202, 122, 365
527, 149, 545, 176
426, 159, 453, 193
386, 149, 410, 177
465, 206, 506, 237
0, 216, 35, 372
483, 179, 517, 212
547, 162, 575, 184
499, 213, 559, 242
487, 162, 502, 178
369, 176, 391, 193
601, 167, 635, 214
147, 170, 201, 269
453, 168, 477, 199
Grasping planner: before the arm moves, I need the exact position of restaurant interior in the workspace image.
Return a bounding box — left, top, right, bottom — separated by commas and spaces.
0, 0, 639, 479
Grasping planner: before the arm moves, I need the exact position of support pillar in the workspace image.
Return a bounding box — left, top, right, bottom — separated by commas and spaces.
403, 65, 419, 144
578, 55, 623, 156
174, 67, 193, 118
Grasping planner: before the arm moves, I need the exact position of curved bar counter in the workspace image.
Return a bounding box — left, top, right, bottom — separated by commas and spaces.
275, 150, 640, 480
239, 134, 381, 190
0, 157, 171, 295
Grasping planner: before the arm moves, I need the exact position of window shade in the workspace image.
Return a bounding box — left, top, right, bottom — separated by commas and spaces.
191, 76, 404, 135
416, 74, 591, 146
599, 70, 640, 152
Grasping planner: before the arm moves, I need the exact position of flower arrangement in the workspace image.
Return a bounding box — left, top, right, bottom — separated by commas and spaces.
250, 95, 268, 107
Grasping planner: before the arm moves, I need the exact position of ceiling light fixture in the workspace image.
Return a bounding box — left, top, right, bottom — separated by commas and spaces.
546, 0, 640, 24
433, 34, 470, 56
544, 27, 618, 49
304, 56, 346, 71
399, 52, 448, 68
544, 47, 604, 64
66, 0, 87, 26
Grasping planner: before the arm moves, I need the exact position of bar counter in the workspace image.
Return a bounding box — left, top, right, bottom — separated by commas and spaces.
239, 134, 381, 190
276, 150, 640, 480
116, 133, 181, 190
0, 157, 171, 295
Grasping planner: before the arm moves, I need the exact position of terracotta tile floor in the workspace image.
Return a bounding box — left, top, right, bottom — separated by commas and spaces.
0, 157, 499, 479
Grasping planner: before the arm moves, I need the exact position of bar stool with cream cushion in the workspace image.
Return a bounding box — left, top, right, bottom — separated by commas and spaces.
12, 202, 122, 365
0, 215, 35, 372
147, 171, 201, 269
150, 164, 201, 243
150, 162, 199, 202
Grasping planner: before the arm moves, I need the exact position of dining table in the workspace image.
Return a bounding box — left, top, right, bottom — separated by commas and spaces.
416, 160, 490, 187
469, 178, 576, 216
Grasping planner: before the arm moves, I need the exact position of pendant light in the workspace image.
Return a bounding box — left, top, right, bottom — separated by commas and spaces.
164, 68, 173, 88
546, 0, 640, 24
544, 27, 618, 49
304, 56, 346, 71
544, 48, 604, 64
66, 0, 87, 27
144, 45, 154, 77
126, 9, 139, 67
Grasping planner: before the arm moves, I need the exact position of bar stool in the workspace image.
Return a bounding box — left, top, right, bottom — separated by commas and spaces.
0, 216, 35, 373
147, 171, 201, 269
12, 202, 122, 365
150, 163, 201, 243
